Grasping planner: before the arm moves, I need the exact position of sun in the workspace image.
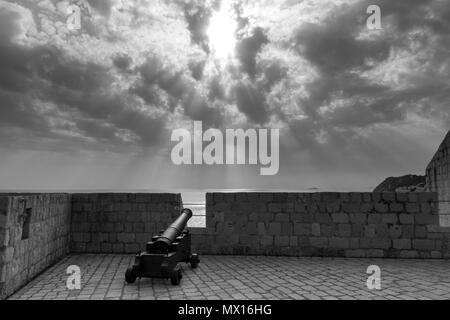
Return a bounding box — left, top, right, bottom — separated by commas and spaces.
207, 3, 237, 62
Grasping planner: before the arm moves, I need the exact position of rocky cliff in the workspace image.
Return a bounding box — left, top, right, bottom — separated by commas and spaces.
374, 175, 426, 192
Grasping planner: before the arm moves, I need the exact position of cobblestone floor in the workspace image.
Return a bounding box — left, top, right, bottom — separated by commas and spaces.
9, 254, 450, 300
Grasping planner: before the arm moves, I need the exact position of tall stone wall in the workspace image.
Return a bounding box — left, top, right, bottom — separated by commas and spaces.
191, 192, 450, 259
70, 193, 182, 253
0, 194, 71, 299
426, 130, 450, 226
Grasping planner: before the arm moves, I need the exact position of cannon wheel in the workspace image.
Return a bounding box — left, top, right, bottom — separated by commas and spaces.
190, 254, 200, 269
125, 268, 137, 284
171, 267, 182, 285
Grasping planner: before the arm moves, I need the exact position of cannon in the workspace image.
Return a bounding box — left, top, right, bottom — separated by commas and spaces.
125, 208, 200, 285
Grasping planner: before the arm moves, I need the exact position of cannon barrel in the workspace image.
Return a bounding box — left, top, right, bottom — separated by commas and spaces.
153, 208, 193, 253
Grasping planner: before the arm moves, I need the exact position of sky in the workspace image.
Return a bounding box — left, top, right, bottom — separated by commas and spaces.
0, 0, 449, 192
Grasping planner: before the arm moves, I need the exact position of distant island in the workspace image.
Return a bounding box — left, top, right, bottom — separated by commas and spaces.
374, 174, 426, 192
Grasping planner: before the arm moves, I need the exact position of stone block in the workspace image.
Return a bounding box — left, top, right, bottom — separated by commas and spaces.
349, 238, 359, 248
418, 193, 437, 202
0, 229, 9, 247
100, 243, 113, 253
274, 236, 289, 247
136, 233, 150, 244
268, 222, 281, 235
345, 249, 365, 258
294, 203, 306, 213
246, 222, 257, 235
268, 203, 281, 213
342, 203, 360, 213
332, 213, 348, 223
390, 203, 404, 213
399, 214, 414, 224
274, 213, 289, 222
406, 203, 419, 213
401, 225, 414, 238
365, 249, 384, 258
349, 213, 367, 224
431, 251, 442, 259
414, 226, 427, 238
381, 214, 397, 224
311, 223, 320, 236
360, 204, 373, 213
413, 239, 435, 251
349, 193, 362, 202
371, 239, 391, 249
293, 223, 310, 236
382, 193, 395, 202
374, 203, 388, 213
289, 236, 298, 247
86, 243, 100, 253
239, 235, 257, 246
399, 250, 419, 258
368, 214, 381, 224
281, 222, 293, 235
364, 225, 377, 238
1, 247, 14, 263
393, 239, 411, 250
329, 237, 349, 249
125, 244, 140, 253
362, 193, 372, 202
315, 213, 331, 223
310, 237, 328, 248
415, 214, 435, 225
260, 235, 273, 246
117, 233, 135, 243
337, 224, 351, 237
257, 222, 266, 235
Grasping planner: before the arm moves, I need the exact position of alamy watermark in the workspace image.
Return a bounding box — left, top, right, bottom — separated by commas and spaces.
367, 5, 382, 30
65, 0, 91, 31
366, 265, 381, 290
171, 121, 280, 176
66, 265, 81, 290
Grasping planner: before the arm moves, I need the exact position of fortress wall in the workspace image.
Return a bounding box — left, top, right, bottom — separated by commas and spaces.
426, 131, 450, 226
191, 192, 450, 259
0, 194, 71, 299
70, 193, 182, 254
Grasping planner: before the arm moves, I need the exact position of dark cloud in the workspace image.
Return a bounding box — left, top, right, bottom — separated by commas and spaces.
0, 6, 168, 152
258, 60, 288, 91
112, 54, 132, 72
188, 59, 206, 80
180, 1, 214, 53
288, 0, 450, 150
235, 27, 269, 78
207, 76, 226, 101
133, 55, 223, 126
233, 81, 269, 125
86, 0, 115, 17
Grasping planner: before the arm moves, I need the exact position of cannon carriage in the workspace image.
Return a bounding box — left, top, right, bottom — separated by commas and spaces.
125, 208, 200, 285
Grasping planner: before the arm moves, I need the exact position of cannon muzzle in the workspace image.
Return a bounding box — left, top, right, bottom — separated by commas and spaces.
153, 208, 193, 253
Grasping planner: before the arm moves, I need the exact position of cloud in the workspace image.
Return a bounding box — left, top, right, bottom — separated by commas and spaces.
286, 0, 450, 151
0, 2, 170, 152
236, 26, 269, 78
1, 0, 450, 190
180, 0, 215, 53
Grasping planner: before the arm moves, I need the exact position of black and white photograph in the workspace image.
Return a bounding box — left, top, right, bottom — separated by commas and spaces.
0, 0, 450, 311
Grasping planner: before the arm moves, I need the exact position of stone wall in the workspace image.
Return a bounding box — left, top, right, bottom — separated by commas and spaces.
426, 130, 450, 226
70, 193, 182, 253
0, 194, 71, 299
191, 192, 450, 259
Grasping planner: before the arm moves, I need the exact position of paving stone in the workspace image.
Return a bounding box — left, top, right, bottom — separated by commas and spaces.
6, 254, 450, 300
